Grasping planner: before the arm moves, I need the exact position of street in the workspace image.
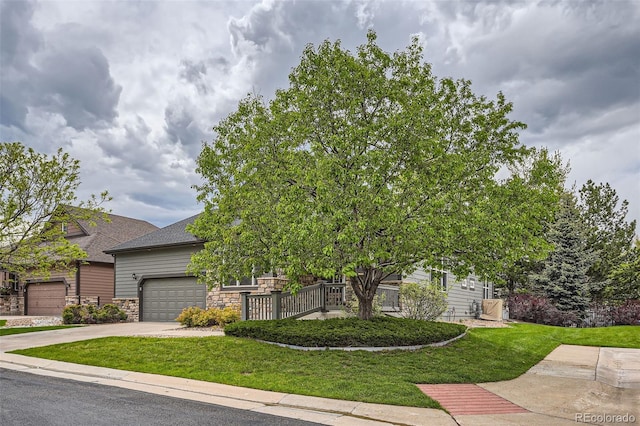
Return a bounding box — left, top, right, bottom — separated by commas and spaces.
0, 369, 322, 426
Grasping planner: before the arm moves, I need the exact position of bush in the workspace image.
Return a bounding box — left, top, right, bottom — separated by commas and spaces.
611, 300, 640, 325
176, 305, 241, 327
400, 281, 448, 321
507, 294, 579, 327
216, 306, 241, 326
224, 316, 466, 347
586, 300, 640, 326
175, 306, 203, 327
62, 304, 127, 324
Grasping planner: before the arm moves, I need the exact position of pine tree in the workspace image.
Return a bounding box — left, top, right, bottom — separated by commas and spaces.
531, 194, 594, 314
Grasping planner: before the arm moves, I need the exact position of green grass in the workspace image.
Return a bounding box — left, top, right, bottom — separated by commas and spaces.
0, 319, 6, 327
10, 323, 638, 408
0, 325, 80, 336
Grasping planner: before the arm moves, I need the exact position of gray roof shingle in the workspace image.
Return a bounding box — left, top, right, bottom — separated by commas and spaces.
69, 211, 159, 262
104, 214, 203, 254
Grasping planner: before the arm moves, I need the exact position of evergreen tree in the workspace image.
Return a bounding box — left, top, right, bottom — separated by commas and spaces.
578, 180, 637, 300
530, 194, 594, 314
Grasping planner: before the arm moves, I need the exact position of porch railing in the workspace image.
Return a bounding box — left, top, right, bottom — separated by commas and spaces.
240, 282, 401, 320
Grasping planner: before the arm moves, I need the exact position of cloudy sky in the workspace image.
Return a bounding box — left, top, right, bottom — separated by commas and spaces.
1, 0, 639, 228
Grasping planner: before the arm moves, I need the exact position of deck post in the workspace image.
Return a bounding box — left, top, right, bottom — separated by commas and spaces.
271, 290, 282, 320
240, 291, 250, 321
320, 282, 327, 312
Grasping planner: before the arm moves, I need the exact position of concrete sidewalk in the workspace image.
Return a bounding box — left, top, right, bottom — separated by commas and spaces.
1, 321, 638, 425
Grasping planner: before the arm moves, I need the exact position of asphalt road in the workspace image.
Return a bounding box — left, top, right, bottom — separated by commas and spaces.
0, 368, 322, 426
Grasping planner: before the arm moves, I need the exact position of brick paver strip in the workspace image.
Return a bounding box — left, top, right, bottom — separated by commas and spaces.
417, 383, 529, 415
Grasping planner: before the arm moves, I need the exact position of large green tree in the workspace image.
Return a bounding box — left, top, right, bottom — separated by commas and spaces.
607, 239, 640, 300
188, 32, 564, 319
0, 142, 109, 278
577, 180, 637, 300
530, 194, 594, 314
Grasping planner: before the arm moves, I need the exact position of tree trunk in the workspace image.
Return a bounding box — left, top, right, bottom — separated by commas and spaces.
351, 267, 382, 320
357, 292, 375, 320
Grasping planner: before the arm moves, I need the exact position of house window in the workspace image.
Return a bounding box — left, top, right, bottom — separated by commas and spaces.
223, 266, 259, 288
224, 275, 257, 287
469, 277, 476, 290
61, 222, 68, 233
430, 270, 447, 291
483, 281, 491, 299
461, 278, 467, 289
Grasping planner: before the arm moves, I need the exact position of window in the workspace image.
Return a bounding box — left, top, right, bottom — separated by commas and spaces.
468, 277, 476, 290
224, 275, 257, 287
483, 280, 491, 299
223, 266, 258, 287
461, 278, 468, 289
61, 222, 68, 233
430, 269, 447, 291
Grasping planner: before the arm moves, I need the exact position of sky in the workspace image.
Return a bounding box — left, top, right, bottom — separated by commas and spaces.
1, 0, 639, 229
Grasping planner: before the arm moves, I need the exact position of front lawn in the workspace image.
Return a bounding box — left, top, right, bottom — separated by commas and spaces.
10, 323, 639, 408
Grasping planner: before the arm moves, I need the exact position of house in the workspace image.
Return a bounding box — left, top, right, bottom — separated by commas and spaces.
106, 215, 207, 322
1, 208, 158, 316
403, 268, 495, 321
108, 215, 496, 322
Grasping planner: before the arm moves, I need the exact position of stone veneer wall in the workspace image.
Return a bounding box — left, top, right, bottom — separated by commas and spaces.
65, 296, 100, 306
206, 276, 289, 310
0, 294, 23, 315
112, 298, 139, 322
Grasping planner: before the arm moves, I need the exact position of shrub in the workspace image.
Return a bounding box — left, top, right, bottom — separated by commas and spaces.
587, 300, 640, 326
62, 304, 84, 324
176, 305, 241, 327
611, 300, 640, 325
507, 294, 579, 327
176, 306, 204, 327
216, 306, 241, 326
400, 281, 448, 321
62, 304, 127, 324
224, 316, 466, 347
96, 304, 128, 323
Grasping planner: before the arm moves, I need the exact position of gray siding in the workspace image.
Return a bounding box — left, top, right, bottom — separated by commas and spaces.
114, 245, 202, 298
403, 267, 493, 320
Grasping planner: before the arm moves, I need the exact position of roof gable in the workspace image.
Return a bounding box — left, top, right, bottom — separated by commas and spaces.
104, 214, 202, 254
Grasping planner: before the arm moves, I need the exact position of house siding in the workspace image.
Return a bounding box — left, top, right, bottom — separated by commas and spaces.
79, 262, 114, 305
114, 245, 203, 298
403, 267, 493, 320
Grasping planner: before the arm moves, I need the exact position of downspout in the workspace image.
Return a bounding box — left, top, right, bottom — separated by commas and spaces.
112, 254, 116, 299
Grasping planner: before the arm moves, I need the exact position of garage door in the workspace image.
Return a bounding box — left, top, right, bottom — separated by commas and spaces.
142, 277, 206, 322
27, 282, 66, 316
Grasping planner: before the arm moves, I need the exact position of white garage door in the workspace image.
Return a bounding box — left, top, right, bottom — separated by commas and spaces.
142, 277, 206, 322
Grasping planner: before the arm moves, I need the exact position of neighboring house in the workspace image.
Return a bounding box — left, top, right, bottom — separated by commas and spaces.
108, 215, 495, 322
105, 215, 207, 322
1, 209, 159, 316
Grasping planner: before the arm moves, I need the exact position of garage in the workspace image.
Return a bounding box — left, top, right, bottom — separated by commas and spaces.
27, 282, 67, 316
142, 277, 206, 322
